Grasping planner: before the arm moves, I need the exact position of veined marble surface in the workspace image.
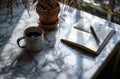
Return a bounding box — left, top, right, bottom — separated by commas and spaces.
0, 4, 120, 79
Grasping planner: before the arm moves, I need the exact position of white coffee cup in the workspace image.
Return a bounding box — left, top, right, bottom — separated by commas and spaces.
17, 27, 44, 52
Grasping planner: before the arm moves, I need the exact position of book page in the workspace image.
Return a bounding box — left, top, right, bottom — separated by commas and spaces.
73, 19, 91, 33
73, 21, 114, 46
61, 28, 99, 52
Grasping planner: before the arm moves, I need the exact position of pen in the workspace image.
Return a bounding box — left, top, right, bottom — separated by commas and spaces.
90, 26, 100, 45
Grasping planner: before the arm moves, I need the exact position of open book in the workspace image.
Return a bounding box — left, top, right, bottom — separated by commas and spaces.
61, 22, 116, 55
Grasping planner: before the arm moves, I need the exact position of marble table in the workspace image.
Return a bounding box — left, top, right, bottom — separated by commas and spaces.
0, 4, 120, 79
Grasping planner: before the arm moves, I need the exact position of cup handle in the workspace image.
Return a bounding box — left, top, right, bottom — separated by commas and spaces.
17, 36, 26, 48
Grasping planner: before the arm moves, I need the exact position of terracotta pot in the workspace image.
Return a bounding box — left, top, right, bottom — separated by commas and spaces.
38, 18, 59, 31
36, 2, 60, 25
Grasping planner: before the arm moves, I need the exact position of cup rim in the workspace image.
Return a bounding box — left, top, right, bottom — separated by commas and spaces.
24, 27, 44, 37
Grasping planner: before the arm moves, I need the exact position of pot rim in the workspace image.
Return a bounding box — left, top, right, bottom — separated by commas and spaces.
36, 2, 60, 12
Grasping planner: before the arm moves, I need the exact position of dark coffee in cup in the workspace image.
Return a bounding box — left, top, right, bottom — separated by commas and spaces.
26, 32, 41, 38
17, 27, 44, 52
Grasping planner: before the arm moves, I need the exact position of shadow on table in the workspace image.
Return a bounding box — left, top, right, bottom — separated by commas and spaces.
15, 49, 39, 66
0, 48, 40, 78
0, 6, 28, 55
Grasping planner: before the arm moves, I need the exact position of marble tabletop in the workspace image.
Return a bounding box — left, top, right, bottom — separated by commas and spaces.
0, 4, 120, 79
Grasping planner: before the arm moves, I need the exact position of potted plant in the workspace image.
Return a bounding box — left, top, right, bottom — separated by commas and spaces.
0, 0, 29, 19
36, 0, 60, 31
0, 0, 61, 30
0, 0, 74, 29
